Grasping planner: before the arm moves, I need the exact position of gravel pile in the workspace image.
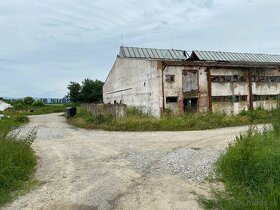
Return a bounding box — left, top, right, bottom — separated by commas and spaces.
121, 147, 221, 182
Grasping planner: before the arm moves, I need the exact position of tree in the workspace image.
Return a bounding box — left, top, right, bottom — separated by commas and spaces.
67, 82, 81, 103
66, 79, 104, 103
23, 96, 35, 105
80, 79, 104, 103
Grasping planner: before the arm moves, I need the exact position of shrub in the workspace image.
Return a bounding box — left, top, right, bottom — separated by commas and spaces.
14, 100, 25, 109
23, 96, 35, 106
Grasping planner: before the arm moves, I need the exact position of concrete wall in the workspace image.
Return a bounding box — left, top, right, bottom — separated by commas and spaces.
103, 57, 162, 117
211, 68, 248, 114
163, 66, 184, 114
81, 103, 127, 118
163, 66, 208, 113
104, 58, 280, 117
210, 68, 280, 114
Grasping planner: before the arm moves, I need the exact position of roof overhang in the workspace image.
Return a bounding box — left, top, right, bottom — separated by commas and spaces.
158, 60, 280, 70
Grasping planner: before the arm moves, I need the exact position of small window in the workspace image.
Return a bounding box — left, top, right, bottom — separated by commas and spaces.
225, 76, 232, 82
166, 75, 175, 82
240, 95, 248, 101
270, 95, 277, 100
239, 76, 247, 82
233, 75, 238, 82
211, 76, 220, 83
166, 97, 178, 103
233, 96, 240, 102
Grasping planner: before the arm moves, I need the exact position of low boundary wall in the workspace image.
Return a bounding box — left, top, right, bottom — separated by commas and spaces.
81, 103, 127, 118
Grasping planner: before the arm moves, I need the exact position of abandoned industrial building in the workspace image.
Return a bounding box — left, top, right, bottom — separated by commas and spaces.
103, 46, 280, 117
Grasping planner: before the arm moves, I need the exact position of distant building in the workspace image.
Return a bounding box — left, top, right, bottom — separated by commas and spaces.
103, 46, 280, 117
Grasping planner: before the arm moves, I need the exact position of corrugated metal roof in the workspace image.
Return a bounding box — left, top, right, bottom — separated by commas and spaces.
119, 46, 189, 60
192, 50, 280, 63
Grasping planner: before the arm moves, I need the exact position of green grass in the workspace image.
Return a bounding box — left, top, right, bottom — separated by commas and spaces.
0, 103, 69, 207
68, 107, 275, 131
201, 114, 280, 209
0, 111, 38, 207
0, 135, 37, 206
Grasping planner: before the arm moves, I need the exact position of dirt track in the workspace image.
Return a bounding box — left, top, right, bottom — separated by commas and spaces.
4, 113, 253, 210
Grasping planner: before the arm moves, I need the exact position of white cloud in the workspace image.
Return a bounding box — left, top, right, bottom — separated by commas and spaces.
0, 0, 279, 97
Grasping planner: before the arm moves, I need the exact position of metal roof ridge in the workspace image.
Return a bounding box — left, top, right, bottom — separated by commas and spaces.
121, 46, 186, 52
192, 49, 280, 57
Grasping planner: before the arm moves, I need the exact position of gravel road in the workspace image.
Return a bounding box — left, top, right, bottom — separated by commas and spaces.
4, 113, 254, 210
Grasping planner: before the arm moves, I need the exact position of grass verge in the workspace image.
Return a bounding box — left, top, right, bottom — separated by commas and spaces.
68, 107, 275, 131
0, 101, 73, 207
200, 114, 280, 209
0, 133, 38, 207
13, 104, 74, 115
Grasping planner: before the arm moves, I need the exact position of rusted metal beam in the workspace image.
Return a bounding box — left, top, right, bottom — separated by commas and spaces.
161, 68, 165, 114
207, 67, 212, 112
161, 60, 280, 69
248, 68, 254, 110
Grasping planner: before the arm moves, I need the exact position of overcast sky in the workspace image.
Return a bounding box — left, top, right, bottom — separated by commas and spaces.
1, 0, 280, 98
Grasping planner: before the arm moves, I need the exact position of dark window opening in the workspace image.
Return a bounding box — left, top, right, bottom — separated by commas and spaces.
211, 75, 247, 83
240, 95, 248, 101
239, 76, 247, 82
166, 97, 178, 103
212, 96, 232, 102
233, 75, 238, 82
166, 75, 175, 82
211, 76, 220, 82
212, 95, 248, 103
253, 95, 279, 101
252, 76, 280, 83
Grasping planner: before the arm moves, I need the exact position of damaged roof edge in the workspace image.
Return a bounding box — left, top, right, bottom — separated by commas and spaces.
118, 46, 280, 64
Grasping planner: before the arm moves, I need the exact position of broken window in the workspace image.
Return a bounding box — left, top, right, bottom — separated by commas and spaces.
270, 95, 277, 100
252, 95, 278, 101
233, 96, 240, 102
239, 76, 247, 82
165, 75, 175, 82
252, 76, 257, 82
211, 76, 220, 83
212, 96, 232, 102
253, 95, 257, 101
253, 76, 280, 82
233, 75, 238, 82
212, 96, 219, 102
225, 76, 232, 82
220, 76, 226, 83
166, 97, 178, 103
212, 95, 248, 103
259, 76, 265, 82
240, 95, 248, 101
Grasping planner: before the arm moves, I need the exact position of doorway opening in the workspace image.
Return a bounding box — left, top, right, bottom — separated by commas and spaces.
184, 98, 198, 112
